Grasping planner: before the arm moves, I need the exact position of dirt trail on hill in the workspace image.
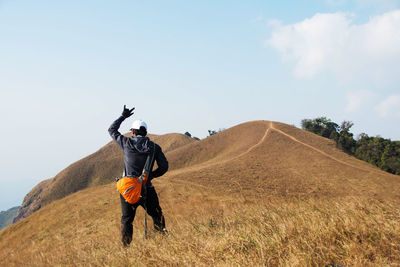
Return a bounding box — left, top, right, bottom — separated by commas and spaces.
224, 123, 271, 162
168, 122, 271, 176
239, 124, 271, 156
270, 122, 390, 177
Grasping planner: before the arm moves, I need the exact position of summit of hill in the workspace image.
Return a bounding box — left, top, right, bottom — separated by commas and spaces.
3, 120, 400, 265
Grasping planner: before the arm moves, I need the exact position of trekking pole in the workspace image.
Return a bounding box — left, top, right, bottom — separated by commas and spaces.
144, 204, 148, 240
142, 143, 154, 240
143, 186, 148, 240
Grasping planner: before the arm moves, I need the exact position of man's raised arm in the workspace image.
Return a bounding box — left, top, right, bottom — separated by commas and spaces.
108, 105, 135, 149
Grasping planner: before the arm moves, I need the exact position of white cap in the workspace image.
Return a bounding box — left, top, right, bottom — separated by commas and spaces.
131, 120, 148, 130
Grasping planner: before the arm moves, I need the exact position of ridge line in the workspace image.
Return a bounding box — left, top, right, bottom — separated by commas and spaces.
270, 122, 389, 176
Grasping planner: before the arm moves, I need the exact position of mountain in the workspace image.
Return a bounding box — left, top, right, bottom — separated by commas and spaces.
2, 121, 399, 265
13, 133, 196, 223
0, 206, 19, 231
163, 120, 399, 200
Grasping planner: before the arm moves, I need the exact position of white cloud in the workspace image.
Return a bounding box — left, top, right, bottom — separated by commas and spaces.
267, 10, 400, 84
345, 90, 376, 113
375, 94, 400, 118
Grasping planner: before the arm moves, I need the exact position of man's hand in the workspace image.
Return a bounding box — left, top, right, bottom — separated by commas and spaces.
122, 105, 135, 118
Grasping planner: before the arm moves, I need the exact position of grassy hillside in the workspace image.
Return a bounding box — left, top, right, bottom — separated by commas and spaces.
2, 120, 400, 265
14, 133, 196, 223
0, 206, 19, 231
1, 181, 399, 265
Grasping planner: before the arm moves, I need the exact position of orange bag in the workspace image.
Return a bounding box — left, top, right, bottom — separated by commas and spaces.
117, 143, 155, 204
117, 173, 149, 204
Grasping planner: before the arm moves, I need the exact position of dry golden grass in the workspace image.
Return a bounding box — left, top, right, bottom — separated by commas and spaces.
1, 181, 399, 266
3, 120, 400, 266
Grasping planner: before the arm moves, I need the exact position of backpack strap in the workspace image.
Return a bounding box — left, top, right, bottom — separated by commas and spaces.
138, 142, 155, 184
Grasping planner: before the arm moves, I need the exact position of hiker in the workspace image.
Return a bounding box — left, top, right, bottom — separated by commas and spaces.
108, 105, 169, 247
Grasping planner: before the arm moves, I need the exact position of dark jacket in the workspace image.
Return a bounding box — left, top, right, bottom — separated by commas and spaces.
108, 116, 168, 187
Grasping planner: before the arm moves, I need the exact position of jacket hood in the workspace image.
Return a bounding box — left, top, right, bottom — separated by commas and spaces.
130, 136, 151, 153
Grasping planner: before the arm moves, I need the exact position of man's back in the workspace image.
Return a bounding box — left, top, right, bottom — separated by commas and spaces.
108, 117, 168, 184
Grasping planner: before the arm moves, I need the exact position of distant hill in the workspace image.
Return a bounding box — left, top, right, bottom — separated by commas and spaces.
0, 206, 19, 230
13, 133, 196, 223
1, 120, 400, 265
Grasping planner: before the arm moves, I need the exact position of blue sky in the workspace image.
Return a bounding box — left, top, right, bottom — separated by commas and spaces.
1, 0, 400, 211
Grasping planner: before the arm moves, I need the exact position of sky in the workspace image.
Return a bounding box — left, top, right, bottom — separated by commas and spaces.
1, 0, 400, 211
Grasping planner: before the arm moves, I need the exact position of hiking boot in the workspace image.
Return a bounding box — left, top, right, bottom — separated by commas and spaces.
121, 224, 133, 247
155, 227, 169, 235
161, 228, 168, 235
121, 235, 132, 247
153, 214, 166, 233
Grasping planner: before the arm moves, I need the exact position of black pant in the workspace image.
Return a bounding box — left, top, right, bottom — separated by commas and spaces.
120, 186, 165, 243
